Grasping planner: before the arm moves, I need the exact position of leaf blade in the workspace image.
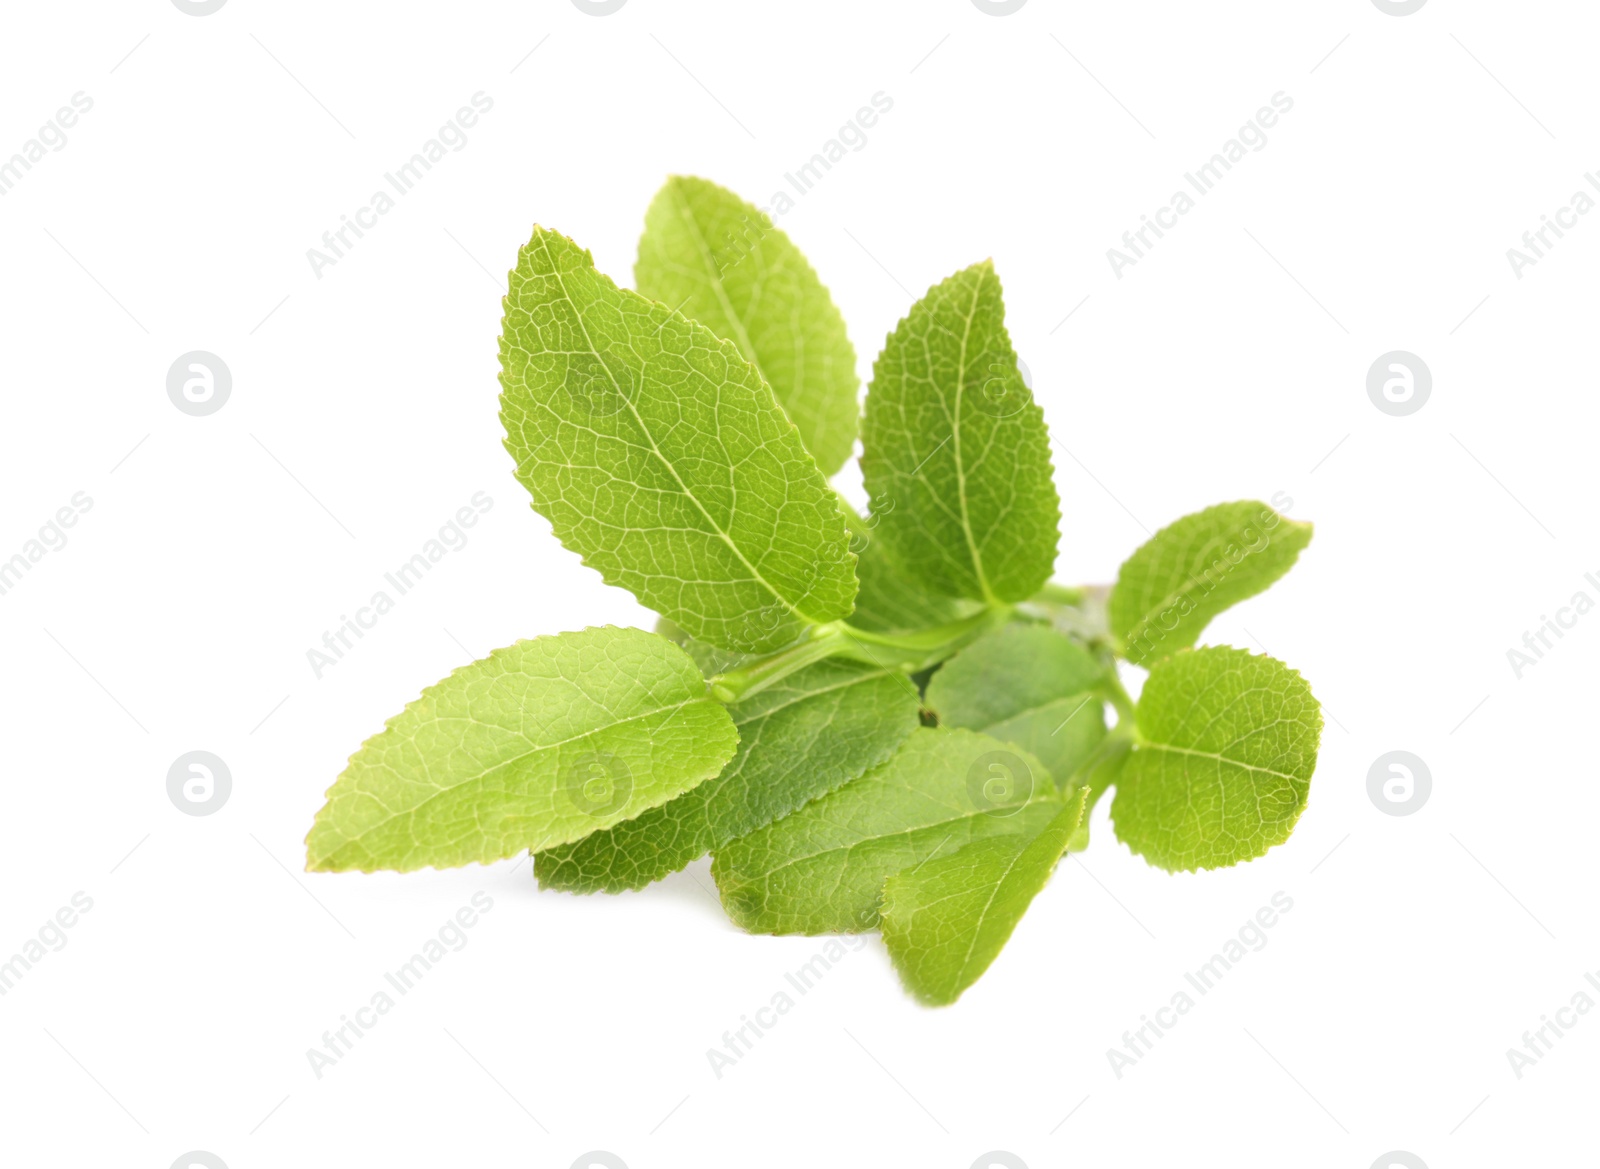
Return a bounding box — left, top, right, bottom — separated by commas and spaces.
1109, 501, 1312, 665
881, 788, 1088, 1006
860, 261, 1060, 603
635, 176, 860, 475
499, 226, 856, 653
1111, 645, 1321, 872
305, 627, 738, 873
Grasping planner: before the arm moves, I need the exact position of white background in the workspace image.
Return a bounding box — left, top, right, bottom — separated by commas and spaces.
1, 2, 1595, 1167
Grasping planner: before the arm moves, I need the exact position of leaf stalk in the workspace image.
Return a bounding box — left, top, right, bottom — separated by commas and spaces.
709, 606, 1008, 704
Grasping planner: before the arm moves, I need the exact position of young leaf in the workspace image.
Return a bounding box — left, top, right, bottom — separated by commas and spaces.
925, 624, 1107, 790
860, 261, 1060, 604
881, 788, 1088, 1006
1109, 501, 1312, 666
712, 727, 1064, 934
534, 658, 919, 893
1111, 646, 1321, 872
635, 176, 860, 476
305, 627, 738, 873
499, 227, 856, 654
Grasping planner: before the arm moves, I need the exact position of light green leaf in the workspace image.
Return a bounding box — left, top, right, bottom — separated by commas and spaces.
1109, 501, 1312, 666
1111, 646, 1321, 872
712, 727, 1064, 934
925, 624, 1107, 792
860, 261, 1060, 604
499, 227, 856, 654
881, 787, 1088, 1006
305, 627, 738, 873
534, 658, 919, 893
635, 176, 859, 476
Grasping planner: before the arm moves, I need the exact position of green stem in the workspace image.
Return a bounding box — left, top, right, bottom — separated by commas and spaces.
1069, 725, 1132, 780
832, 608, 1010, 677
708, 625, 851, 703
1018, 580, 1117, 653
1100, 668, 1139, 731
841, 607, 1004, 651
1031, 581, 1085, 606
708, 606, 1008, 704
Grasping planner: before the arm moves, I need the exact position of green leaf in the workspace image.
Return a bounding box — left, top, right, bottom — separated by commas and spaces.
534, 658, 919, 893
860, 261, 1060, 604
499, 227, 856, 654
712, 727, 1064, 934
925, 624, 1107, 792
635, 176, 860, 476
1111, 646, 1321, 872
881, 787, 1088, 1006
305, 627, 738, 873
1109, 501, 1312, 666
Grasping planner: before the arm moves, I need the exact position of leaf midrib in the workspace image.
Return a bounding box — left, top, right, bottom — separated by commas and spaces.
949, 837, 1034, 990
950, 272, 997, 604
1137, 741, 1305, 785
317, 695, 705, 855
